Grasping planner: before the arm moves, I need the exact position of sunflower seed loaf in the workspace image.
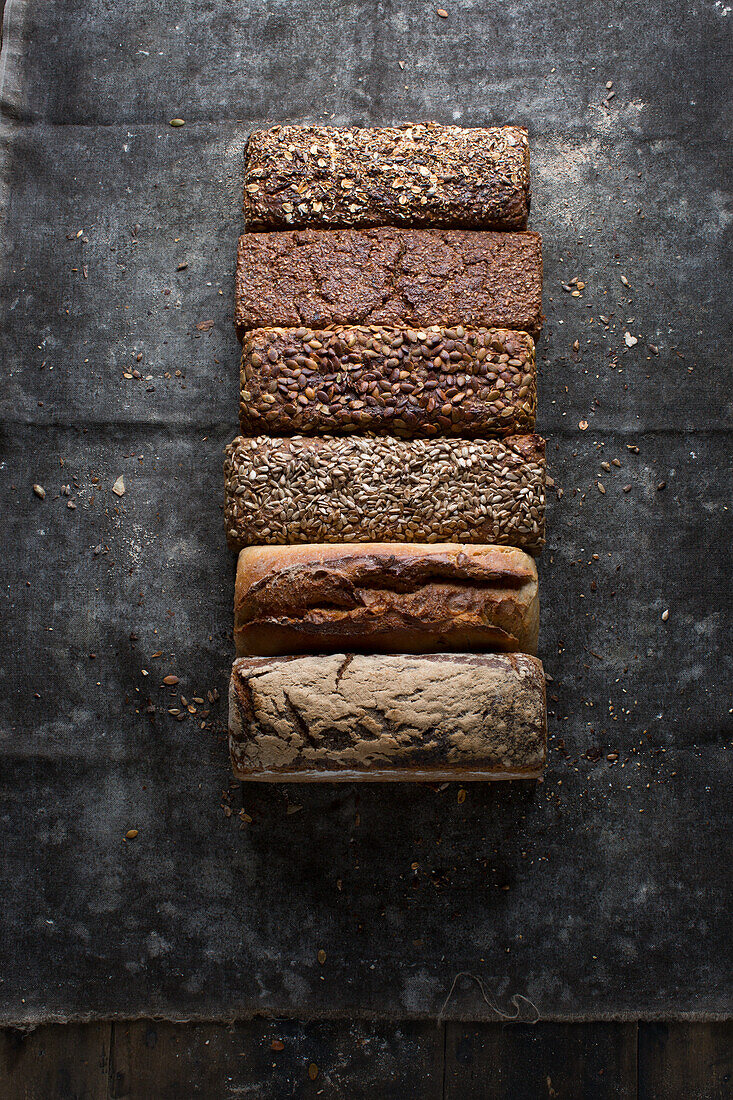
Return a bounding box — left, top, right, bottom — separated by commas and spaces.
234, 543, 539, 657
234, 228, 543, 339
240, 324, 536, 438
229, 652, 547, 781
243, 123, 530, 231
223, 433, 545, 553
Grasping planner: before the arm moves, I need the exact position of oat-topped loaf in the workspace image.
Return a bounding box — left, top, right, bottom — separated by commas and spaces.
243, 123, 530, 230
234, 228, 543, 338
240, 324, 536, 438
224, 433, 545, 554
229, 652, 547, 781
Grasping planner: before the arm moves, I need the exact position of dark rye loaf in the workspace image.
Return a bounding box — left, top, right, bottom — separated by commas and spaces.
223, 433, 546, 554
243, 123, 530, 230
229, 653, 547, 781
233, 543, 539, 657
234, 228, 543, 339
240, 324, 536, 439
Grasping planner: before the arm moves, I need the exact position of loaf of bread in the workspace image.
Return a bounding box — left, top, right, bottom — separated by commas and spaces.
229, 653, 547, 781
234, 228, 543, 339
240, 324, 536, 438
224, 434, 545, 553
234, 543, 539, 657
243, 123, 530, 231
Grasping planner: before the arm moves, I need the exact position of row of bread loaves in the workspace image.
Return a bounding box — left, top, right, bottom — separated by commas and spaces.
225, 123, 548, 782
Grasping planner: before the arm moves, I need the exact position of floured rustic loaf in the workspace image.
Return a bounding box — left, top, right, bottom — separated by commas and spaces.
240, 324, 536, 438
234, 228, 543, 338
243, 123, 530, 231
229, 653, 547, 781
224, 433, 545, 553
234, 543, 539, 657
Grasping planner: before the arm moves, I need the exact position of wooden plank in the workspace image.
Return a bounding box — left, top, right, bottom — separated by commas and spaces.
444, 1021, 637, 1099
638, 1021, 733, 1100
5, 1019, 730, 1098
110, 1018, 444, 1099
0, 1022, 111, 1100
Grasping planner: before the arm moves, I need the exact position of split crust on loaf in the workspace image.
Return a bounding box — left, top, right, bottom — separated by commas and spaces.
234, 228, 543, 338
224, 433, 545, 554
229, 653, 547, 780
234, 543, 539, 657
240, 324, 536, 439
243, 123, 530, 231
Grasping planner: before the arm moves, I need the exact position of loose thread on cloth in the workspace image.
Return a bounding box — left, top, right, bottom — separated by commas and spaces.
437, 971, 540, 1027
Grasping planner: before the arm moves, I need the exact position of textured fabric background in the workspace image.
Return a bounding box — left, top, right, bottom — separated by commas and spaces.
0, 0, 730, 1023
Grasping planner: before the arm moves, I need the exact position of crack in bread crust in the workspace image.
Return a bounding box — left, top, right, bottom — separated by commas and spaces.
235, 228, 542, 337
233, 544, 539, 657
228, 653, 547, 779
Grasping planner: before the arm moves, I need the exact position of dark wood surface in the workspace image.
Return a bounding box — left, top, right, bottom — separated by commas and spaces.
444, 1021, 637, 1098
637, 1022, 733, 1100
2, 1020, 730, 1099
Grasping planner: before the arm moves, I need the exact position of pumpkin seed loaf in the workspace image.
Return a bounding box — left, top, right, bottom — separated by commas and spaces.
223, 433, 545, 554
243, 123, 530, 231
240, 324, 536, 438
234, 227, 543, 339
229, 652, 547, 781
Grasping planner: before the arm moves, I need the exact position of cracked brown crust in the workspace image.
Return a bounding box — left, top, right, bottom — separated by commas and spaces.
224, 433, 545, 553
234, 228, 542, 339
240, 324, 536, 438
234, 542, 539, 657
228, 652, 547, 780
243, 123, 530, 231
